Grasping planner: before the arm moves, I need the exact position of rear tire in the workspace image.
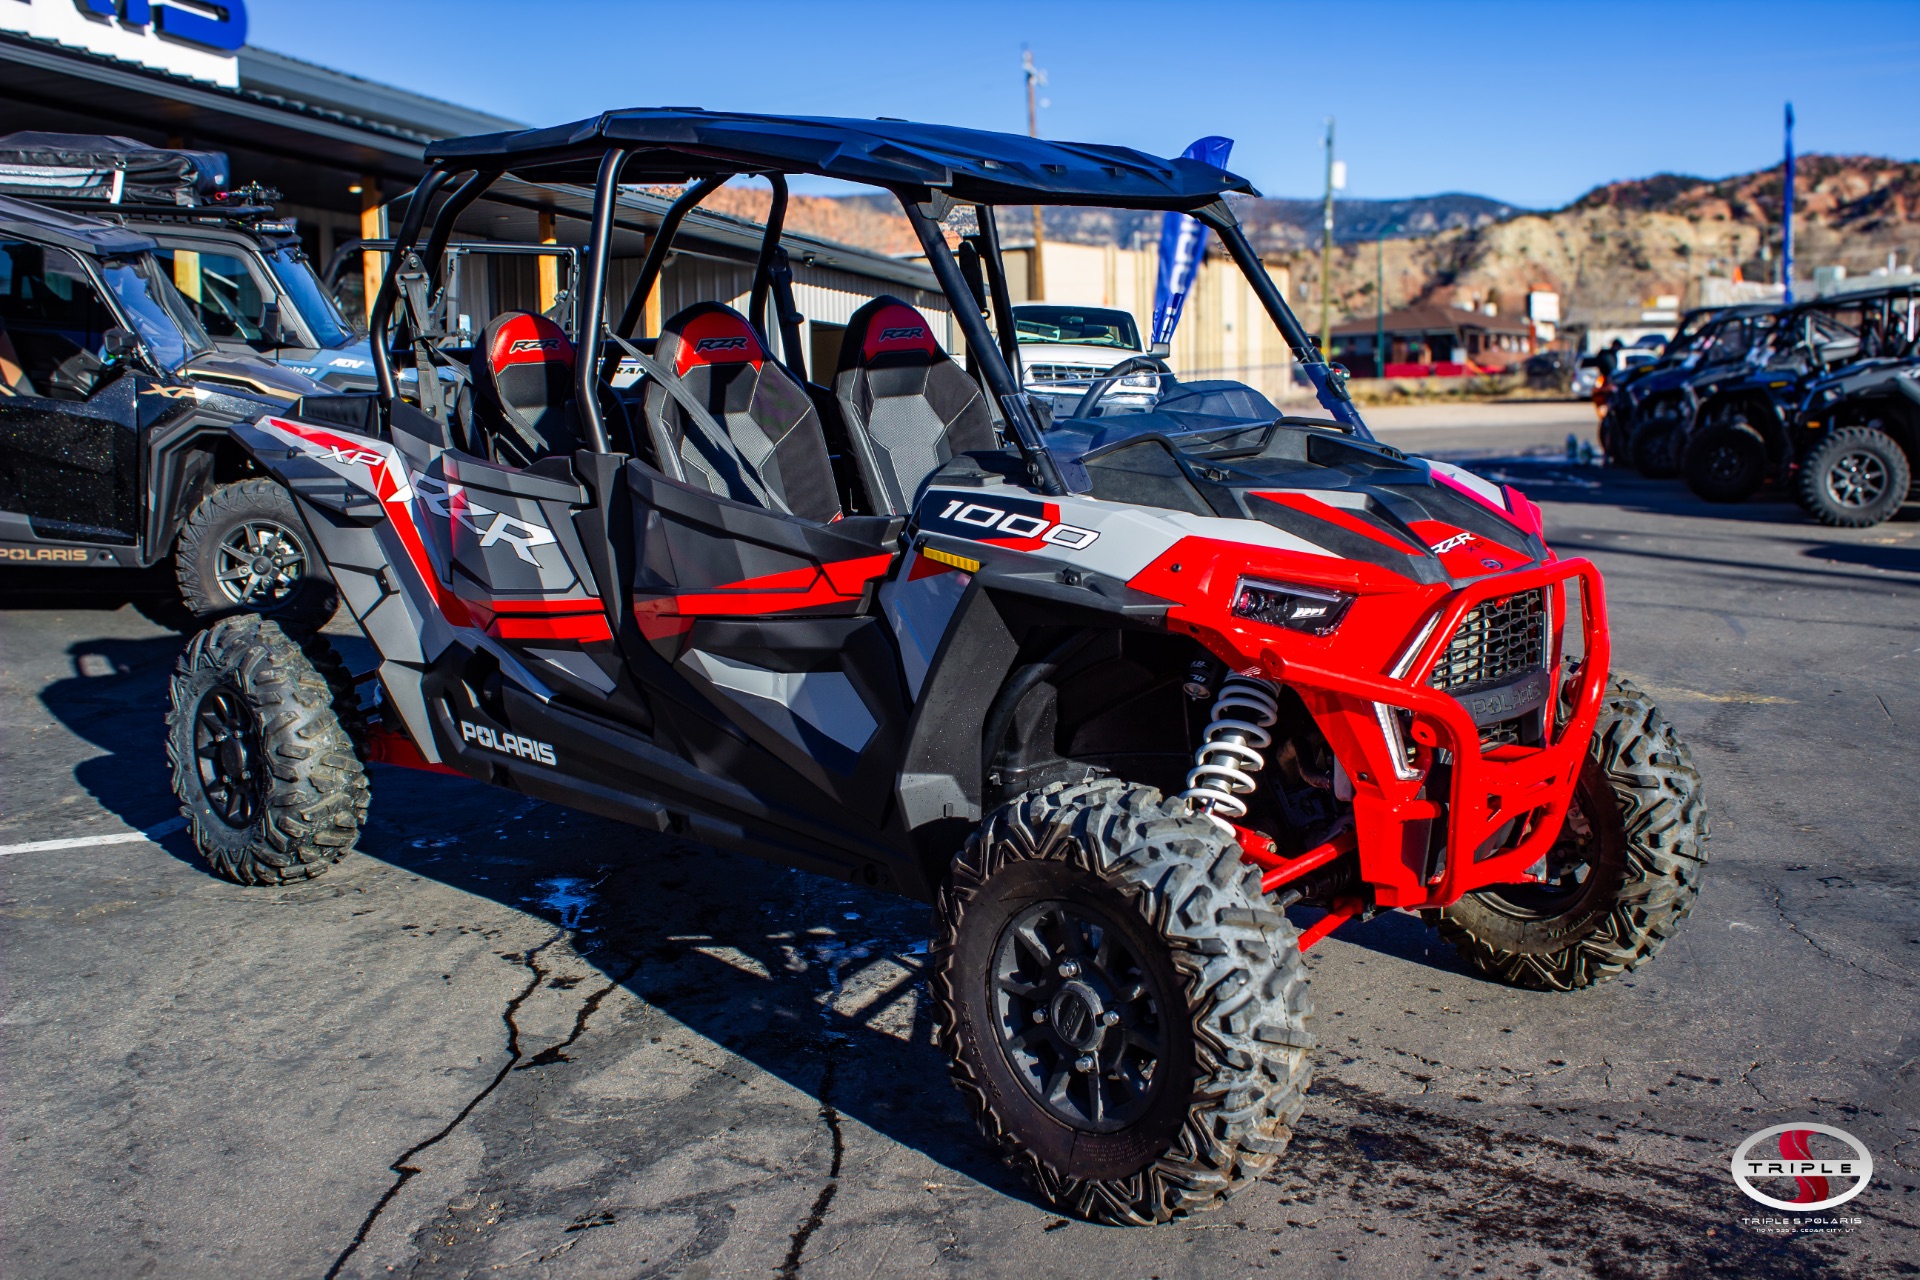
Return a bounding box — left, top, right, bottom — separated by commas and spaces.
175, 478, 337, 632
1797, 426, 1910, 528
166, 614, 369, 886
932, 778, 1312, 1225
1632, 415, 1683, 478
1438, 678, 1706, 991
1683, 418, 1767, 502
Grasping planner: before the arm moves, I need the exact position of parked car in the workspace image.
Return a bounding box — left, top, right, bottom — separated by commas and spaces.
159, 108, 1703, 1228
1012, 302, 1157, 413
0, 133, 375, 389
0, 194, 334, 625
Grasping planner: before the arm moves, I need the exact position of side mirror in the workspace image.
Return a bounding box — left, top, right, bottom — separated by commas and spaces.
260, 298, 284, 346
102, 328, 138, 360
1149, 340, 1171, 359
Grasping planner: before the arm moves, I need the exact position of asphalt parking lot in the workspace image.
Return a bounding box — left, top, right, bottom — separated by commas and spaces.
3, 407, 1917, 1279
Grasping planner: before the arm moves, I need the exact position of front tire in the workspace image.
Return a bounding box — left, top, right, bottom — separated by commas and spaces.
175, 478, 337, 632
1438, 678, 1706, 991
932, 779, 1312, 1225
1683, 418, 1767, 502
1797, 425, 1910, 528
166, 614, 369, 885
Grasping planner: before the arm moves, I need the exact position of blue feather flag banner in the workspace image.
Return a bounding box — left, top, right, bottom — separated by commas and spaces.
1150, 136, 1234, 346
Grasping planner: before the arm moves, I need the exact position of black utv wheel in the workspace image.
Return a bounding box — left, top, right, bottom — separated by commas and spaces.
175, 478, 337, 632
1439, 678, 1705, 991
166, 614, 369, 886
1797, 425, 1911, 528
932, 778, 1312, 1225
1683, 418, 1767, 503
1631, 415, 1683, 478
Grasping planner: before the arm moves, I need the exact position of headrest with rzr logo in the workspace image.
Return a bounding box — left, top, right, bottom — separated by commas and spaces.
859, 301, 939, 359
667, 305, 766, 377
488, 312, 573, 369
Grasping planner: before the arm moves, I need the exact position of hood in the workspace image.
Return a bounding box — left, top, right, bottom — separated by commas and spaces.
1018, 342, 1143, 374
180, 351, 328, 405
274, 340, 378, 389
1045, 414, 1548, 588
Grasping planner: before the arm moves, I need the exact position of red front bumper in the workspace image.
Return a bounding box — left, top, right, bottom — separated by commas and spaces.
1255, 558, 1609, 910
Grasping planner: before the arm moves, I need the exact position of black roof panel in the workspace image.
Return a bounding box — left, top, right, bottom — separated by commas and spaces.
427, 109, 1257, 209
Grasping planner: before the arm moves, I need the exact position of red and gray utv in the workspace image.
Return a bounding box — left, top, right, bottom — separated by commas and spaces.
164, 111, 1707, 1225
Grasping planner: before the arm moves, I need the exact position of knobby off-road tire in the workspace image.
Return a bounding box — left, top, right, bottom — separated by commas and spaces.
1439, 677, 1706, 991
1797, 425, 1911, 528
175, 478, 338, 632
1632, 414, 1684, 478
166, 614, 369, 886
1683, 417, 1768, 503
932, 778, 1313, 1225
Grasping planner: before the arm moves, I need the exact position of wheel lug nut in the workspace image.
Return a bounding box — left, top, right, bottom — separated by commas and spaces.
1057, 960, 1081, 978
1101, 1010, 1120, 1025
1032, 1010, 1047, 1023
1073, 1054, 1095, 1073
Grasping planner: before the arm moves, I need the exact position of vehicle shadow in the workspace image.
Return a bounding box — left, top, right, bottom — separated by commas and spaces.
34, 643, 1033, 1205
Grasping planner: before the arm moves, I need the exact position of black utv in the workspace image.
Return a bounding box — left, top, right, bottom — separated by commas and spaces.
0, 194, 336, 625
1789, 350, 1920, 526
0, 133, 375, 390
1607, 306, 1778, 477
1680, 283, 1919, 504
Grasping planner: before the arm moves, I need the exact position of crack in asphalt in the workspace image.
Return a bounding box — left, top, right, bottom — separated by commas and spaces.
517, 951, 643, 1071
775, 1047, 844, 1280
324, 933, 563, 1280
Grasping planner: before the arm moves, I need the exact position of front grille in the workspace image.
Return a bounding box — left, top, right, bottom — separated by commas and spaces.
1427, 589, 1547, 693
1026, 363, 1100, 384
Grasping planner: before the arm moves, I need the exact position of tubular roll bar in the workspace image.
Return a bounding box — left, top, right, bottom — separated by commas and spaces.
1198, 207, 1373, 438
369, 168, 452, 405
971, 204, 1024, 383
900, 197, 1066, 496
748, 173, 788, 349
573, 148, 630, 455
419, 169, 497, 294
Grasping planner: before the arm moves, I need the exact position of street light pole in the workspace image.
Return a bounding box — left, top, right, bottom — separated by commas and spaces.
1319, 118, 1335, 355
1024, 48, 1047, 301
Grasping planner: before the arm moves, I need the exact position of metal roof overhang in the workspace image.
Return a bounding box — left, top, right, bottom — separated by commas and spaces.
428, 109, 1259, 211
0, 33, 429, 206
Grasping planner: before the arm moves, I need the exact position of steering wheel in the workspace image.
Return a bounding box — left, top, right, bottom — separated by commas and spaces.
1068, 353, 1171, 420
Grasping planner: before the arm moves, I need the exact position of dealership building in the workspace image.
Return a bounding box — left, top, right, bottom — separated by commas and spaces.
0, 0, 951, 361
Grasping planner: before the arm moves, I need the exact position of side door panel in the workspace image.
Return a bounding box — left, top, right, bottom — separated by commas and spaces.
623, 464, 907, 824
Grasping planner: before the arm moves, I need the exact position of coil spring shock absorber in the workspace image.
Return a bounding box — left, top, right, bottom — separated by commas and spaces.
1180, 674, 1281, 834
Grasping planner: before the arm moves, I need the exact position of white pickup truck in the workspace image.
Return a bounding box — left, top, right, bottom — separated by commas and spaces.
1014, 303, 1158, 412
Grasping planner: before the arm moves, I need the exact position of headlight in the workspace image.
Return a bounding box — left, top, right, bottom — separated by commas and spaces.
1231, 579, 1355, 635
1120, 371, 1159, 388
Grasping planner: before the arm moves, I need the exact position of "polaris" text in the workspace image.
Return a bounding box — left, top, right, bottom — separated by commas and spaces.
460, 720, 557, 766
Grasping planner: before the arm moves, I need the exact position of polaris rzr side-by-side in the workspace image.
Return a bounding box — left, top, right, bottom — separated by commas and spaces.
0, 194, 338, 626
162, 110, 1707, 1226
1788, 335, 1920, 527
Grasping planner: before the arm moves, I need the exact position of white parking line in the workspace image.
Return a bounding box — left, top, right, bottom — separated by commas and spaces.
0, 817, 186, 857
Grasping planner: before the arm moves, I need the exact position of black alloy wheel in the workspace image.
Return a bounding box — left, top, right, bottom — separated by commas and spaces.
193, 684, 264, 827
212, 518, 308, 609
1797, 425, 1912, 528
991, 899, 1176, 1133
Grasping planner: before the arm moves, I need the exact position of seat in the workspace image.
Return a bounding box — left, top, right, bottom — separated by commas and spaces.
465, 311, 581, 468
832, 296, 997, 515
643, 302, 839, 522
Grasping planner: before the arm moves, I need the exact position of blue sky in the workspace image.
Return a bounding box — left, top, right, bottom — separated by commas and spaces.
248, 0, 1920, 208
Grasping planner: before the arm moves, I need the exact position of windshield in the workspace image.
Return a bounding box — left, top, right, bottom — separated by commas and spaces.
1014, 305, 1142, 350
268, 246, 356, 349
98, 255, 212, 371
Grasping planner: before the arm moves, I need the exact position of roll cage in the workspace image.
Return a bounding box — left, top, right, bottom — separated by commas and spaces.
366, 108, 1370, 500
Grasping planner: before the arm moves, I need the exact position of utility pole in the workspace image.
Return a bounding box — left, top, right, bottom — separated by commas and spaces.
1782, 102, 1796, 305
1319, 118, 1336, 355
1023, 48, 1047, 301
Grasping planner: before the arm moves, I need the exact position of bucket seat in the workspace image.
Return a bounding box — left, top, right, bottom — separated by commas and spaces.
464, 311, 581, 468
642, 302, 839, 522
832, 296, 996, 514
